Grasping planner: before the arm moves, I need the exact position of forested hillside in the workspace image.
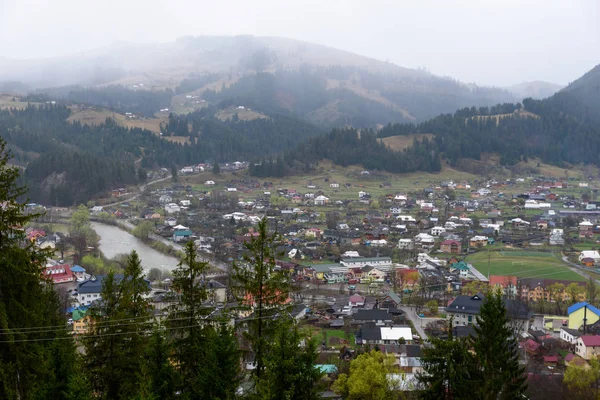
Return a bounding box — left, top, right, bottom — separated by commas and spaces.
250, 128, 441, 177
0, 104, 322, 204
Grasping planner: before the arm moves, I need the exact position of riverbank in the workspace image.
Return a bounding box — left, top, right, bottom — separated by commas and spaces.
91, 217, 184, 260
90, 222, 180, 271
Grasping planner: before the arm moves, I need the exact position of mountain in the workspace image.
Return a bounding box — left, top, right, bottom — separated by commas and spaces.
0, 36, 516, 127
507, 81, 563, 99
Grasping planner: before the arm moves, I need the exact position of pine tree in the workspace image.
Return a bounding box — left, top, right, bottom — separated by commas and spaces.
142, 328, 177, 400
231, 217, 291, 381
83, 251, 152, 399
258, 318, 323, 400
418, 322, 481, 399
471, 291, 527, 399
166, 241, 212, 398
0, 136, 77, 399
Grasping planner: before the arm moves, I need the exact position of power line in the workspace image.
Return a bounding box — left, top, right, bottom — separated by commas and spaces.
0, 312, 292, 344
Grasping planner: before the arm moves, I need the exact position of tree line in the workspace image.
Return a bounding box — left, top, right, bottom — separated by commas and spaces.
377, 96, 600, 168
250, 128, 442, 177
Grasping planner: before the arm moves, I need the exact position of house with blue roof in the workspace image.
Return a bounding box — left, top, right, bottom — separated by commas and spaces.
568, 302, 600, 330
70, 265, 86, 281
74, 274, 151, 306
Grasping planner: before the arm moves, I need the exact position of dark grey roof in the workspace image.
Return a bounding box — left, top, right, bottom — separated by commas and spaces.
453, 325, 477, 338
329, 319, 345, 328
353, 309, 393, 322
359, 326, 382, 341
447, 295, 531, 320
406, 344, 423, 358
290, 304, 307, 317
561, 328, 582, 337
77, 274, 151, 294
446, 294, 485, 315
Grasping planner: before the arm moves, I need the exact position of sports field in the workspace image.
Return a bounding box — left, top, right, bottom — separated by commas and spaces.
467, 250, 585, 282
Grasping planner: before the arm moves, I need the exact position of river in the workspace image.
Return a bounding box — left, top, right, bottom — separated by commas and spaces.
90, 222, 179, 272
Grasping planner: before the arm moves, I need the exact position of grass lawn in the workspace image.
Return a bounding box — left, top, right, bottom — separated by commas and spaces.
466, 250, 585, 282
310, 326, 355, 348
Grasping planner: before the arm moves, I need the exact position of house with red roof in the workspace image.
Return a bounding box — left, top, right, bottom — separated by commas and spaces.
44, 264, 75, 284
523, 338, 541, 355
349, 294, 366, 308
440, 240, 461, 254
576, 335, 600, 359
489, 275, 518, 298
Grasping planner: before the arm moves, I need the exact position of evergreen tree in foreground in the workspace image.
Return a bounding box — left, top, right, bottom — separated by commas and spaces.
472, 290, 527, 399
167, 241, 240, 399
83, 251, 152, 399
0, 136, 77, 399
418, 291, 526, 399
231, 217, 291, 381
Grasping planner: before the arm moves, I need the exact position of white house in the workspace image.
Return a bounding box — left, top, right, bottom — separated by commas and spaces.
430, 226, 446, 236
579, 250, 600, 263
390, 207, 402, 215
205, 180, 215, 186
180, 199, 191, 206
397, 215, 417, 223
576, 336, 600, 360
314, 195, 329, 206
560, 327, 582, 345
380, 326, 413, 344
414, 233, 435, 249
158, 195, 172, 204
330, 182, 340, 188
398, 239, 414, 250
164, 203, 181, 214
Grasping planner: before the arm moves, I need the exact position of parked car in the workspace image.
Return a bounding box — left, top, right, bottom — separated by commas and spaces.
348, 285, 356, 290
348, 279, 358, 284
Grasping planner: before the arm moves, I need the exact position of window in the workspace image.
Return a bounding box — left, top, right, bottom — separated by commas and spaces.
468, 316, 472, 323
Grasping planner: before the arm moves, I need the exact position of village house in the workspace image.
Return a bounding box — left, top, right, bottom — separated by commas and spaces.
341, 256, 393, 272
446, 293, 532, 333
430, 226, 446, 236
172, 225, 193, 243
568, 302, 600, 330
314, 195, 329, 206
356, 326, 413, 345
44, 264, 75, 284
164, 203, 181, 214
579, 250, 600, 264
72, 309, 91, 335
576, 336, 600, 360
414, 233, 435, 251
398, 238, 414, 250
469, 236, 489, 248
489, 275, 518, 298
440, 239, 461, 254
520, 278, 586, 303
560, 327, 582, 345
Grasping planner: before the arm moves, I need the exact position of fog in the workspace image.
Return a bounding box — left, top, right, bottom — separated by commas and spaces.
0, 0, 598, 86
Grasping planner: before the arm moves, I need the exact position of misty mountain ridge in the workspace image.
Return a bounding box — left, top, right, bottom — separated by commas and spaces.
507, 81, 563, 99
0, 35, 517, 125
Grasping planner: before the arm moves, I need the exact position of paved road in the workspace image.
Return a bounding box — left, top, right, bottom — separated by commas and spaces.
102, 175, 173, 208
399, 306, 443, 340
561, 255, 600, 284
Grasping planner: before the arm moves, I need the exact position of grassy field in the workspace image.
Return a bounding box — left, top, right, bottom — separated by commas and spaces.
0, 94, 33, 110
309, 326, 355, 348
67, 107, 167, 134
380, 134, 435, 151
216, 107, 269, 121
467, 250, 584, 282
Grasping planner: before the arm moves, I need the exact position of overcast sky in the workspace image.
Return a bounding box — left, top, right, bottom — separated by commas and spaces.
0, 0, 598, 86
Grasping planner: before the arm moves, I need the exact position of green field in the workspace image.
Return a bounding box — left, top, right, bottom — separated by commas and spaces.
467, 250, 585, 282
